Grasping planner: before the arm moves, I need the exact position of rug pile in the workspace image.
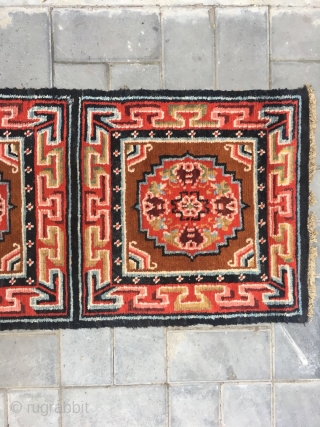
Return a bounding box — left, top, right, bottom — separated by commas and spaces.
0, 87, 315, 329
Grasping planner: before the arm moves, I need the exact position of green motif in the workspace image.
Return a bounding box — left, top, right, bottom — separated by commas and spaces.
213, 180, 231, 195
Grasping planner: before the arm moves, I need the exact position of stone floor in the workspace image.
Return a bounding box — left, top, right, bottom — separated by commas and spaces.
0, 2, 320, 427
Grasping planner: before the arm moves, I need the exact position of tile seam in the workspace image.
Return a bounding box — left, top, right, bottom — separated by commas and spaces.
2, 378, 320, 391
58, 330, 63, 427
271, 324, 276, 427
159, 8, 164, 90
49, 7, 54, 87
1, 5, 320, 10
212, 7, 217, 90
219, 383, 223, 427
268, 5, 272, 90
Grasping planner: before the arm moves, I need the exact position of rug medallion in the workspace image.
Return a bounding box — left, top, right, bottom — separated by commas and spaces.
0, 87, 314, 328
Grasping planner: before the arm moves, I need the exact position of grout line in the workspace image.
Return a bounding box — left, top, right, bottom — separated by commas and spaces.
54, 60, 107, 65
268, 5, 272, 90
54, 59, 162, 66
160, 8, 165, 90
272, 381, 276, 427
62, 378, 320, 387
166, 379, 320, 385
167, 326, 271, 332
0, 325, 272, 336
112, 328, 115, 385
58, 329, 63, 427
271, 59, 320, 63
159, 8, 163, 90
0, 330, 58, 336
271, 324, 275, 380
1, 387, 61, 391
165, 327, 169, 384
62, 383, 172, 389
219, 383, 223, 427
211, 7, 217, 90
165, 328, 170, 427
1, 5, 320, 10
109, 63, 114, 90
167, 383, 170, 427
214, 7, 219, 90
271, 324, 275, 427
4, 389, 8, 427
105, 63, 110, 91
49, 7, 55, 88
0, 378, 320, 392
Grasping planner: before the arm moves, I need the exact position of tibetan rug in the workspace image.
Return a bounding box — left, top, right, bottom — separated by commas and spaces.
0, 87, 316, 329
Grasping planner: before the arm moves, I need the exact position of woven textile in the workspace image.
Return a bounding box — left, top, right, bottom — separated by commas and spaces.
0, 88, 315, 329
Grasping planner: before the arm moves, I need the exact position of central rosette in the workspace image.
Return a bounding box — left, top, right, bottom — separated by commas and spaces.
137, 154, 244, 259
172, 191, 210, 221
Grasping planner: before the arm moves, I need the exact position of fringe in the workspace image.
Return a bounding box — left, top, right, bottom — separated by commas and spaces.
306, 85, 317, 321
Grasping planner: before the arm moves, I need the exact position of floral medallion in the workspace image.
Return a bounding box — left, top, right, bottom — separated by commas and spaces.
137, 154, 245, 258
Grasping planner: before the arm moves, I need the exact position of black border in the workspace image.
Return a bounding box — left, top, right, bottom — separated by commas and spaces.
0, 86, 310, 330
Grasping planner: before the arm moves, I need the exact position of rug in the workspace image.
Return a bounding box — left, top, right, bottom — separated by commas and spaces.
0, 87, 315, 329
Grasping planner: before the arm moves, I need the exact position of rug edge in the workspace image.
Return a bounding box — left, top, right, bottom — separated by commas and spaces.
307, 85, 318, 321
0, 87, 313, 329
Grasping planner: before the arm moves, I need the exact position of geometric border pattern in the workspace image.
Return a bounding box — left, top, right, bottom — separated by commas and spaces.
0, 88, 311, 329
0, 91, 73, 328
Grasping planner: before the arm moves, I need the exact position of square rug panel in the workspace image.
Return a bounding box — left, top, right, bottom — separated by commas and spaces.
0, 87, 316, 329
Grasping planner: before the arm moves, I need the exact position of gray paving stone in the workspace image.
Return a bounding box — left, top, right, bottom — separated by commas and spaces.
3, 1, 320, 6
0, 392, 4, 427
272, 62, 320, 167
170, 384, 219, 427
8, 389, 59, 427
162, 8, 214, 90
61, 328, 112, 386
114, 327, 165, 385
110, 63, 160, 90
275, 382, 320, 427
222, 383, 271, 427
216, 7, 268, 90
0, 8, 50, 88
61, 386, 166, 427
274, 279, 320, 380
53, 8, 160, 63
0, 334, 58, 387
54, 63, 107, 90
167, 330, 270, 382
271, 9, 320, 60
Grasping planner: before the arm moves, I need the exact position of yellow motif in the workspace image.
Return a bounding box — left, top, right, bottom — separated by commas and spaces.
159, 285, 223, 312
